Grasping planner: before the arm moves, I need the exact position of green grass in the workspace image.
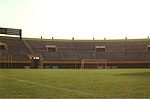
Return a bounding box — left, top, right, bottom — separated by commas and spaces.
0, 69, 150, 98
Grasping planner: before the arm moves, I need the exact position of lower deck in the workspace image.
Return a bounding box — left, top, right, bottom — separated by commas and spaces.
0, 60, 150, 69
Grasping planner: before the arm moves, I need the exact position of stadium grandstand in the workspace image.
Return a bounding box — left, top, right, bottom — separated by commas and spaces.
0, 27, 150, 69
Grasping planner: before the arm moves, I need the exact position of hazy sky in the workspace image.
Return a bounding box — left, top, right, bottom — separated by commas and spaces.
0, 0, 150, 39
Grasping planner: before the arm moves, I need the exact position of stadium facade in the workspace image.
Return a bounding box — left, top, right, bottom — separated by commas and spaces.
0, 28, 150, 69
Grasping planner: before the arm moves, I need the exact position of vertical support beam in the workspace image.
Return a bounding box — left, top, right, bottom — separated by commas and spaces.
75, 60, 76, 69
39, 55, 43, 69
19, 29, 22, 40
10, 54, 12, 68
4, 53, 6, 68
80, 60, 85, 69
7, 54, 9, 68
125, 37, 127, 64
104, 37, 107, 69
105, 59, 107, 69
96, 60, 98, 69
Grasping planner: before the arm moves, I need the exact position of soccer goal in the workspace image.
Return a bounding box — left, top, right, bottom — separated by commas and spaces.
80, 59, 107, 69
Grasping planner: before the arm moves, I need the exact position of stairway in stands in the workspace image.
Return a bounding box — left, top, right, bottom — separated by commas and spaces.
22, 40, 34, 54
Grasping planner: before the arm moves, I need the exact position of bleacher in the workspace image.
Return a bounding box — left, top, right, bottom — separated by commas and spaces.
0, 36, 150, 68
0, 37, 29, 60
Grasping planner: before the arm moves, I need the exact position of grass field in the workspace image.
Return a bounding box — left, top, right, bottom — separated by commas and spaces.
0, 69, 150, 98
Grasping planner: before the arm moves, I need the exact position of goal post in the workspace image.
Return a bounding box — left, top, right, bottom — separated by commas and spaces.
80, 59, 107, 69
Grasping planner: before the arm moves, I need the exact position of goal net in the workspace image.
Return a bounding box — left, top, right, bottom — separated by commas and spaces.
80, 59, 107, 69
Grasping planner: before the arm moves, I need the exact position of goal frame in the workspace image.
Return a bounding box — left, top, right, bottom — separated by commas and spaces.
80, 59, 107, 69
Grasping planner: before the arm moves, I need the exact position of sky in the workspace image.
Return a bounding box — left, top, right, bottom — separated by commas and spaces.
0, 0, 150, 39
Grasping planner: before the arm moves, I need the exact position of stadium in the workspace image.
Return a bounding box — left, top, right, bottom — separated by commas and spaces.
0, 27, 150, 69
1, 0, 150, 98
0, 27, 150, 98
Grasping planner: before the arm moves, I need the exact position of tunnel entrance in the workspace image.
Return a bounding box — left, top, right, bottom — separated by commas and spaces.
27, 54, 43, 69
